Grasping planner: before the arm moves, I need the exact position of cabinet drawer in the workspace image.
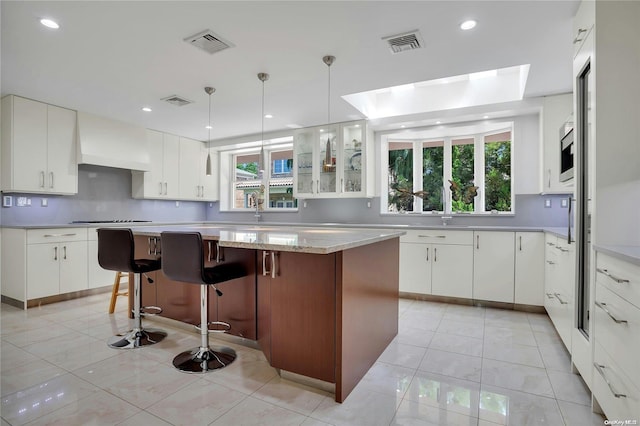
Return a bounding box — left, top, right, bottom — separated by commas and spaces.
27, 228, 87, 244
400, 229, 472, 245
593, 342, 640, 421
596, 252, 640, 309
594, 284, 640, 386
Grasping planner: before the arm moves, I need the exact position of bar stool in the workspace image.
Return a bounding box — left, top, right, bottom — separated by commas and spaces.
97, 228, 167, 349
161, 231, 246, 373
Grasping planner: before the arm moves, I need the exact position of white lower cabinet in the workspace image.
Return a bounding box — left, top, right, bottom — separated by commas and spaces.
592, 251, 640, 420
87, 227, 117, 289
514, 232, 545, 305
398, 230, 473, 299
473, 231, 515, 303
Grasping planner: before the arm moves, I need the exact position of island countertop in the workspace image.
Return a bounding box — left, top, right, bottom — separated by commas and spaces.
131, 224, 405, 254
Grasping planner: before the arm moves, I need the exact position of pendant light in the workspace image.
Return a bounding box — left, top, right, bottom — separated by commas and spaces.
257, 72, 269, 178
204, 86, 215, 176
323, 55, 335, 169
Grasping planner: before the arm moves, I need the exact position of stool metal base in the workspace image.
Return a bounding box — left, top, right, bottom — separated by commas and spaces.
172, 345, 236, 373
107, 327, 167, 349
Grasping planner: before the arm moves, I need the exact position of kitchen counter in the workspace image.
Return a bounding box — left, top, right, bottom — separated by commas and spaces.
131, 224, 404, 254
594, 244, 640, 266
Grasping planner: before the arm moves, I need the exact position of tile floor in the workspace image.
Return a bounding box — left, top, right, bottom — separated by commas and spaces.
0, 295, 606, 425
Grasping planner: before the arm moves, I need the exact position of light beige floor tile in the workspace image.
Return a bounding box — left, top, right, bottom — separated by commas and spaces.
300, 418, 333, 426
533, 330, 565, 348
1, 323, 77, 348
429, 333, 483, 357
23, 390, 140, 426
203, 357, 278, 395
310, 387, 401, 426
115, 410, 173, 426
400, 312, 442, 332
557, 400, 606, 426
0, 341, 41, 372
1, 361, 66, 398
357, 362, 415, 398
538, 343, 572, 373
481, 359, 554, 398
1, 373, 99, 425
548, 371, 592, 406
404, 370, 480, 418
437, 318, 484, 339
252, 376, 328, 416
484, 318, 532, 331
211, 396, 307, 425
479, 385, 564, 426
484, 325, 537, 347
419, 349, 482, 382
396, 325, 435, 348
377, 341, 428, 369
146, 379, 246, 425
391, 399, 479, 425
482, 341, 544, 368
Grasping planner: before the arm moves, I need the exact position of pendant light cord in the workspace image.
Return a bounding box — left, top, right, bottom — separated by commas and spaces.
261, 78, 265, 150
208, 91, 212, 153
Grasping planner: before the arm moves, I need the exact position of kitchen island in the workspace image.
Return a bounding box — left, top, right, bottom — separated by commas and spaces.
130, 224, 404, 402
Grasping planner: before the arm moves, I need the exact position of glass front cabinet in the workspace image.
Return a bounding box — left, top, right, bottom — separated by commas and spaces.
294, 120, 372, 199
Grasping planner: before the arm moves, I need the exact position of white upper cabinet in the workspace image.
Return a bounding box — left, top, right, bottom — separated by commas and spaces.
199, 146, 218, 201
179, 137, 217, 201
294, 120, 372, 199
1, 95, 78, 195
132, 130, 179, 199
540, 94, 574, 194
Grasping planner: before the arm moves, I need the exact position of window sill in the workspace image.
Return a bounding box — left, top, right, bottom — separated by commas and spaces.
219, 208, 300, 213
379, 211, 515, 217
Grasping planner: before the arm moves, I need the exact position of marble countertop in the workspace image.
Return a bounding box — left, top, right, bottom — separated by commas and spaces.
131, 224, 406, 254
594, 244, 640, 266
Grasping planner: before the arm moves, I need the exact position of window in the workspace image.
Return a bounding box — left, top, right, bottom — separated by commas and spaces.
231, 147, 297, 210
385, 124, 513, 214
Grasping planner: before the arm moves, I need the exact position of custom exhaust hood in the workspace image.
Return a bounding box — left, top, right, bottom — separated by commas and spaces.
77, 111, 150, 171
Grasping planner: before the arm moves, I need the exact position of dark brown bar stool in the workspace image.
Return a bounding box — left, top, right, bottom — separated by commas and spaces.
161, 231, 246, 373
97, 228, 167, 349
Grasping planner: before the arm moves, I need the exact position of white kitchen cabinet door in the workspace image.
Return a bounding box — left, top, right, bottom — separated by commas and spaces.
87, 240, 116, 289
399, 242, 431, 294
514, 232, 545, 305
26, 243, 60, 299
46, 104, 78, 194
59, 241, 88, 294
141, 129, 165, 197
473, 231, 515, 303
162, 133, 180, 198
179, 137, 203, 199
10, 96, 48, 192
541, 94, 574, 194
431, 244, 473, 299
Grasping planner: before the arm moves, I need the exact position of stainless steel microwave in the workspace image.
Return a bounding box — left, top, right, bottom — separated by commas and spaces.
560, 128, 574, 182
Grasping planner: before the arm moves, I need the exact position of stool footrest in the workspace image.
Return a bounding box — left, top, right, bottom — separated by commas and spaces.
173, 345, 237, 373
107, 327, 167, 349
195, 321, 231, 333
139, 305, 163, 316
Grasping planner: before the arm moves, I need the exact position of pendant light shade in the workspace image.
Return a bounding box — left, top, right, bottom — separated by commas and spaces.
204, 86, 215, 176
257, 72, 269, 178
323, 55, 335, 169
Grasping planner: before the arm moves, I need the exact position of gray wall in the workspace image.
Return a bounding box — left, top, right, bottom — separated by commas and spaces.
0, 164, 571, 228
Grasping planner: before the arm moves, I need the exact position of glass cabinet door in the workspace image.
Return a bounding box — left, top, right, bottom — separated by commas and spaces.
295, 128, 314, 195
318, 125, 338, 194
341, 123, 364, 194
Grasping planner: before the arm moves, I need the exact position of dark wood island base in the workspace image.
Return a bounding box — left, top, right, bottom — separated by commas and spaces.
129, 227, 400, 402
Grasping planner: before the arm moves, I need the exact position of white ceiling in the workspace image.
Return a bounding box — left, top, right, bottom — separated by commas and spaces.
1, 1, 578, 143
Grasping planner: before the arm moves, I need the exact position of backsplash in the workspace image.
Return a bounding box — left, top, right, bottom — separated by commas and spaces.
1, 164, 571, 228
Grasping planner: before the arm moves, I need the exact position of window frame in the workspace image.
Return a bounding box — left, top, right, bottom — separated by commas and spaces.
383, 123, 514, 215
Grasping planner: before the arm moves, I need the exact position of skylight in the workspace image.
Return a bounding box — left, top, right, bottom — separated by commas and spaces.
342, 64, 530, 119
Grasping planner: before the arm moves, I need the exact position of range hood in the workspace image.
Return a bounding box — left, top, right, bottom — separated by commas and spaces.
77, 111, 150, 171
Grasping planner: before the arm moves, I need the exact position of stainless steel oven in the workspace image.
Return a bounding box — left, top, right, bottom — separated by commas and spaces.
559, 128, 574, 182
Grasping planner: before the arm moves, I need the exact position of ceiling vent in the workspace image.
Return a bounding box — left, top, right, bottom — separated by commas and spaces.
382, 30, 424, 54
161, 95, 193, 107
184, 29, 234, 55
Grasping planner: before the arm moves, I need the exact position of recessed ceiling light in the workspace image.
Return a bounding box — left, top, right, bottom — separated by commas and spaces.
40, 18, 60, 29
205, 125, 212, 129
483, 115, 489, 119
141, 107, 152, 112
264, 114, 273, 119
400, 125, 406, 128
436, 121, 442, 124
319, 129, 325, 133
460, 20, 477, 31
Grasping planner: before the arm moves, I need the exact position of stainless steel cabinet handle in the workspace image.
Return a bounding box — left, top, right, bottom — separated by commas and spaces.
593, 363, 627, 398
519, 236, 522, 251
573, 29, 587, 44
207, 241, 213, 262
154, 237, 161, 255
434, 247, 437, 262
159, 182, 163, 195
340, 178, 343, 193
546, 242, 555, 247
63, 245, 67, 260
546, 260, 556, 265
554, 293, 568, 305
40, 171, 45, 188
547, 169, 551, 188
164, 182, 168, 195
476, 235, 479, 249
216, 244, 223, 263
546, 293, 555, 299
426, 247, 429, 261
567, 196, 573, 244
317, 180, 320, 193
54, 246, 58, 261
271, 252, 278, 279
43, 233, 76, 238
49, 172, 54, 189
262, 251, 270, 276
418, 235, 446, 239
555, 246, 569, 252
595, 301, 627, 324
596, 268, 630, 284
